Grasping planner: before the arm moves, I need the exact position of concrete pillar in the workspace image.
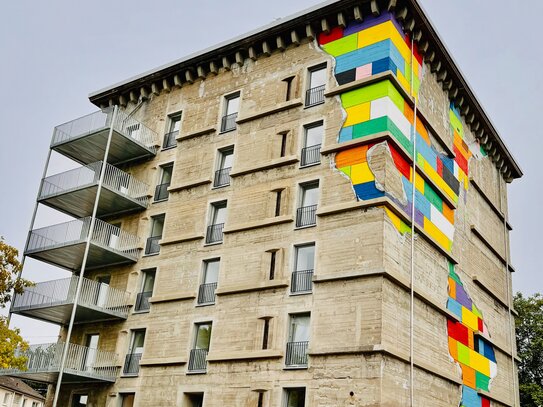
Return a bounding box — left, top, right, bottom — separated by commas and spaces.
337, 12, 346, 28
162, 78, 171, 93
262, 41, 271, 56
248, 47, 258, 60
305, 24, 315, 40
353, 6, 363, 22
184, 71, 194, 84
291, 30, 300, 46
321, 18, 330, 34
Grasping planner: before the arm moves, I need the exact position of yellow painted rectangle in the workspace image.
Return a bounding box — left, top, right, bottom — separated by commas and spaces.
344, 102, 371, 127
357, 21, 412, 62
423, 218, 452, 251
469, 349, 491, 376
384, 207, 402, 232
414, 173, 425, 194
461, 307, 479, 331
396, 69, 410, 93
351, 162, 374, 185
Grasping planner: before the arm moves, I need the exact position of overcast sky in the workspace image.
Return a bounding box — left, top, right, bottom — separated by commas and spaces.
0, 0, 541, 344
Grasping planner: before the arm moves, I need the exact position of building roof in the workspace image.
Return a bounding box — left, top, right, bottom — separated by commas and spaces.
88, 0, 522, 182
0, 377, 46, 400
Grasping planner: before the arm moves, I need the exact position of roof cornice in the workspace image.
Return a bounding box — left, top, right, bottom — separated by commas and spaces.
88, 0, 522, 181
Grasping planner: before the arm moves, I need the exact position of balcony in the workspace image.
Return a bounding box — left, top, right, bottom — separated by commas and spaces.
38, 162, 149, 218
300, 144, 321, 167
213, 167, 231, 188
295, 205, 317, 228
291, 270, 313, 294
205, 224, 224, 244
134, 291, 152, 312
220, 113, 237, 133
305, 85, 325, 107
51, 108, 159, 166
0, 342, 119, 383
11, 276, 130, 325
122, 353, 142, 376
188, 348, 208, 373
25, 218, 140, 270
197, 283, 217, 305
285, 341, 308, 367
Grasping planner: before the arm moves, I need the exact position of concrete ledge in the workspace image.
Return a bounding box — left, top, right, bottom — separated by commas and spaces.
216, 280, 289, 296
236, 99, 303, 124
169, 179, 212, 192
472, 275, 509, 310
139, 356, 187, 366
470, 225, 507, 265
177, 126, 216, 141
230, 156, 299, 177
149, 292, 196, 304
223, 215, 293, 234
477, 389, 514, 407
160, 234, 204, 246
207, 349, 283, 362
469, 177, 509, 227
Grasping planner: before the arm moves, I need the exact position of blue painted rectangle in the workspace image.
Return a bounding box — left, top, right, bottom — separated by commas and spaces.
447, 298, 463, 320
354, 181, 384, 200
339, 126, 354, 143
335, 40, 392, 73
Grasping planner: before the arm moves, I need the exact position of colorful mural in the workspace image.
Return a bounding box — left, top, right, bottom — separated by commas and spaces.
318, 11, 496, 407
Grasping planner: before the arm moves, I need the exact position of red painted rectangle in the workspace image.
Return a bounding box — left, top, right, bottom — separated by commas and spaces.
318, 26, 344, 45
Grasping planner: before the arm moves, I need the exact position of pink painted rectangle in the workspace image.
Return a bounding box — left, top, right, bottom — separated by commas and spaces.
356, 64, 372, 80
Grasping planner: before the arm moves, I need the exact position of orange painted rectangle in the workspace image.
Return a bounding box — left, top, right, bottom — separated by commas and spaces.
335, 145, 368, 168
448, 277, 456, 299
448, 337, 458, 360
461, 363, 476, 388
442, 202, 455, 224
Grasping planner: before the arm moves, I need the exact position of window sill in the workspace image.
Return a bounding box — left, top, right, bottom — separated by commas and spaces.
160, 146, 177, 152
160, 234, 204, 246
203, 241, 223, 247
216, 279, 289, 296
120, 373, 139, 378
142, 252, 160, 258
186, 370, 207, 375
223, 215, 293, 234
294, 224, 317, 230
149, 292, 196, 304
152, 198, 169, 204
219, 128, 237, 135
289, 290, 312, 296
299, 162, 321, 169
236, 99, 303, 124
207, 349, 283, 362
211, 183, 230, 190
176, 126, 215, 141
229, 155, 298, 177
195, 301, 215, 307
283, 365, 308, 370
169, 179, 212, 193
132, 310, 150, 315
139, 356, 186, 366
304, 100, 325, 109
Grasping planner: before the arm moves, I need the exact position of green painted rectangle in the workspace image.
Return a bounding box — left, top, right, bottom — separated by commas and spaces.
341, 80, 392, 108
424, 181, 443, 212
322, 34, 358, 57
352, 116, 388, 139
475, 371, 490, 391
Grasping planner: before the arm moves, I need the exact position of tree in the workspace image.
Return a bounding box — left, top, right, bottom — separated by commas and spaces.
0, 238, 33, 369
514, 292, 543, 406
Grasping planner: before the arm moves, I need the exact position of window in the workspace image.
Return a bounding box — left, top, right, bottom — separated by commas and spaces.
292, 244, 315, 293
283, 76, 295, 101
262, 318, 271, 350
306, 65, 326, 107
71, 395, 88, 407
221, 93, 240, 132
83, 334, 99, 371
119, 393, 135, 407
94, 275, 111, 307
257, 392, 265, 407
184, 393, 204, 407
154, 163, 173, 201
296, 182, 319, 227
284, 388, 306, 407
286, 314, 310, 367
188, 322, 212, 372
301, 122, 323, 167
135, 269, 155, 312
274, 190, 283, 217
124, 330, 145, 376
145, 214, 164, 255
198, 259, 219, 305
163, 113, 181, 149
206, 201, 227, 244
214, 147, 234, 188
269, 251, 277, 280
279, 132, 288, 158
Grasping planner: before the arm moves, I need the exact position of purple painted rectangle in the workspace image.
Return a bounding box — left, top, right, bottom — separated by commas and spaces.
414, 208, 425, 227
344, 11, 404, 37
455, 283, 473, 310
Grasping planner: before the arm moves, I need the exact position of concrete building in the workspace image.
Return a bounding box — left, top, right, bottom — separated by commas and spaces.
1, 0, 522, 406
0, 377, 45, 407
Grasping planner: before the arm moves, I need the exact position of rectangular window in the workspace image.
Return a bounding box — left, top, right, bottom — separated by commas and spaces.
280, 132, 288, 158
206, 201, 227, 244
83, 334, 99, 370
119, 393, 135, 407
124, 330, 145, 376
198, 259, 219, 305
135, 269, 155, 312
284, 388, 306, 407
184, 393, 204, 407
301, 122, 323, 167
154, 163, 173, 201
71, 395, 88, 407
257, 392, 264, 407
275, 190, 283, 217
306, 65, 326, 107
145, 214, 164, 255
262, 318, 271, 350
163, 113, 181, 149
221, 93, 240, 132
283, 76, 295, 101
296, 182, 319, 227
269, 251, 277, 280
292, 244, 315, 293
286, 314, 310, 367
214, 147, 234, 188
189, 323, 212, 372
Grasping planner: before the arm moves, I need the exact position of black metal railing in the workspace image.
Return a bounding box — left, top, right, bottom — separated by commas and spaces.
154, 183, 170, 201
301, 144, 321, 167
305, 85, 325, 107
198, 283, 218, 304
213, 167, 231, 188
285, 341, 309, 367
205, 223, 224, 244
162, 130, 178, 149
123, 352, 142, 376
291, 270, 314, 293
188, 348, 209, 372
296, 205, 317, 228
134, 291, 153, 312
220, 113, 237, 133
145, 236, 161, 255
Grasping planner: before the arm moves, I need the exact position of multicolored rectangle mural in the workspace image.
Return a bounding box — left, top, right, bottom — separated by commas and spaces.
318, 10, 495, 407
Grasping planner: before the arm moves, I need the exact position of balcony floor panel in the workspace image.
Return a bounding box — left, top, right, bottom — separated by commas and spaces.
25, 242, 137, 271
53, 128, 156, 166
4, 370, 116, 384
39, 185, 147, 218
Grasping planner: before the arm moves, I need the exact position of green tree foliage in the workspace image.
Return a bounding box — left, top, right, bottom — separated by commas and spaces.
514, 292, 543, 406
0, 238, 33, 369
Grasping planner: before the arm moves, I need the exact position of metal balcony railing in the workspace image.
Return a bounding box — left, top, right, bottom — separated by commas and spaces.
285, 341, 309, 367
39, 161, 149, 206
26, 218, 140, 261
220, 113, 237, 133
305, 85, 325, 107
213, 167, 231, 188
122, 353, 142, 376
295, 205, 317, 228
144, 236, 161, 255
0, 342, 119, 382
205, 224, 224, 244
197, 283, 217, 305
300, 144, 321, 167
134, 291, 152, 312
51, 108, 158, 154
163, 130, 178, 149
291, 270, 314, 294
12, 276, 130, 319
154, 183, 170, 201
188, 348, 208, 372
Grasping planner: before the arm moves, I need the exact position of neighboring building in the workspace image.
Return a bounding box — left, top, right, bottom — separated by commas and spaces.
2, 0, 522, 406
0, 377, 45, 407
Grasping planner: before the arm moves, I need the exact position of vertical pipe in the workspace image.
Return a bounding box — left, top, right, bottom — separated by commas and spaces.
51, 106, 119, 407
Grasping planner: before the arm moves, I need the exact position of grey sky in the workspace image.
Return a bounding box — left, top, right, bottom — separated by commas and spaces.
0, 0, 540, 344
